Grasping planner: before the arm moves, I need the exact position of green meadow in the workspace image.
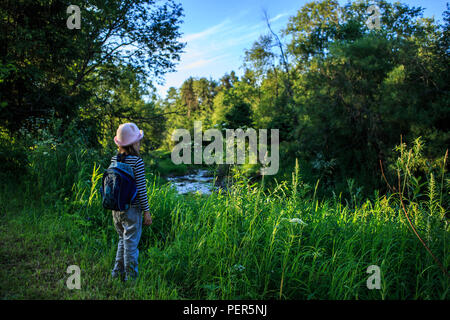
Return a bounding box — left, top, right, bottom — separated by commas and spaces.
0, 139, 448, 299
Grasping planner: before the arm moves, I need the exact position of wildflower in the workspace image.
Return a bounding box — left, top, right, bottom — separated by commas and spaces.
288, 218, 307, 225
233, 264, 245, 272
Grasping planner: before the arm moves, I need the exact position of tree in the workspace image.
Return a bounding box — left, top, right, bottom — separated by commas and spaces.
0, 0, 186, 139
180, 77, 197, 118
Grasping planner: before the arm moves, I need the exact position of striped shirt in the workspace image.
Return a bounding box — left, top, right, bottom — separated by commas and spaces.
110, 154, 150, 212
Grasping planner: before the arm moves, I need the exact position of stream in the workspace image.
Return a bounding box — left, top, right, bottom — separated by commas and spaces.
166, 169, 217, 195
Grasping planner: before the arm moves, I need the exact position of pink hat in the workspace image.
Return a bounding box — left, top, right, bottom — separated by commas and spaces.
114, 123, 144, 147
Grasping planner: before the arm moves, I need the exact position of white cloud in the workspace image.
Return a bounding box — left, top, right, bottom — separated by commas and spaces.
178, 53, 232, 71
181, 19, 232, 42
269, 11, 291, 23
155, 8, 295, 98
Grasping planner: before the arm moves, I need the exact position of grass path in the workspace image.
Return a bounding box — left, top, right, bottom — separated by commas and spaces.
0, 209, 158, 299
0, 215, 70, 299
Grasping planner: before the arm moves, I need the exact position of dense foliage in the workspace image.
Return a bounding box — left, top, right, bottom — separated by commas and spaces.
0, 0, 185, 150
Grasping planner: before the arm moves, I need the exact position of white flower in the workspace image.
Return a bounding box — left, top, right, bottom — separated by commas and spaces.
289, 218, 307, 226
233, 264, 245, 272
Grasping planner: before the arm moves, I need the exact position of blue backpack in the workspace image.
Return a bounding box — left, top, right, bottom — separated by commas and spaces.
100, 153, 138, 211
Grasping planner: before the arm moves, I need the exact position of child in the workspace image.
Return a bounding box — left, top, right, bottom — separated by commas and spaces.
111, 122, 152, 281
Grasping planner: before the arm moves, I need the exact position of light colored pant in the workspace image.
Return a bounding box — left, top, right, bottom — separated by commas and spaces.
111, 206, 142, 280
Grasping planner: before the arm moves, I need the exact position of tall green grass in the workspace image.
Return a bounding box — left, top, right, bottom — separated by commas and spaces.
0, 139, 448, 299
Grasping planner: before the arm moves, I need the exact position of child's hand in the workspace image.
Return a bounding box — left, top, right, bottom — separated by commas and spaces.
143, 211, 152, 226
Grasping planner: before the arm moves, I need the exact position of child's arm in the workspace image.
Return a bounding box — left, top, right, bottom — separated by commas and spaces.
134, 158, 151, 219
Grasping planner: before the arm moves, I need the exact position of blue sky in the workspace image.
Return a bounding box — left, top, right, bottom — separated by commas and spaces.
154, 0, 448, 98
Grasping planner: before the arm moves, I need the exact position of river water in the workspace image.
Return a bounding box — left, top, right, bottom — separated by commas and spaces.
166, 169, 216, 195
